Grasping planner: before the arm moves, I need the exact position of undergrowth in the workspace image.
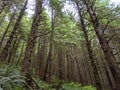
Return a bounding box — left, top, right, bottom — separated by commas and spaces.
0, 65, 96, 90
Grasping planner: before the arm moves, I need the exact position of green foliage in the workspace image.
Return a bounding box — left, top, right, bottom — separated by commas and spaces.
61, 82, 96, 90
54, 14, 82, 46
40, 10, 51, 30
83, 86, 96, 90
0, 65, 27, 90
61, 82, 82, 90
50, 0, 63, 12
0, 65, 96, 90
37, 80, 55, 90
19, 16, 32, 41
0, 65, 20, 76
35, 77, 96, 90
0, 75, 26, 90
95, 0, 120, 28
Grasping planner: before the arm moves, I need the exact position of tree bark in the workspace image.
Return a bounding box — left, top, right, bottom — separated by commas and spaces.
22, 0, 42, 74
16, 40, 25, 66
0, 0, 28, 62
42, 8, 54, 82
0, 12, 15, 51
75, 1, 102, 89
83, 0, 120, 89
22, 0, 43, 89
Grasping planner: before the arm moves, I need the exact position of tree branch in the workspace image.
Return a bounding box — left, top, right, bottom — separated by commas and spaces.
107, 34, 116, 42
103, 17, 118, 34
36, 31, 51, 37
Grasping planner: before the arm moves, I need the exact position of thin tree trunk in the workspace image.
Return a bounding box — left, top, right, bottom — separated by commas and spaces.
0, 12, 6, 24
57, 46, 64, 80
37, 33, 46, 79
0, 3, 6, 14
0, 0, 28, 62
16, 40, 25, 66
74, 48, 83, 83
76, 1, 102, 89
0, 12, 15, 51
42, 8, 54, 82
66, 48, 71, 81
11, 37, 20, 65
7, 35, 19, 64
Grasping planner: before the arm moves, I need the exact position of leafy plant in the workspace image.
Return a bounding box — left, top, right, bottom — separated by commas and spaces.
37, 80, 55, 90
0, 75, 27, 90
0, 65, 96, 90
0, 65, 28, 90
61, 82, 96, 90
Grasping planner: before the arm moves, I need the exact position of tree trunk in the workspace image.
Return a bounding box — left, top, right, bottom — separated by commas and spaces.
74, 47, 83, 83
22, 0, 42, 74
0, 0, 28, 62
21, 0, 43, 89
37, 31, 46, 79
0, 12, 15, 51
0, 12, 6, 24
7, 35, 20, 64
42, 8, 54, 82
83, 0, 120, 89
75, 1, 102, 89
57, 47, 64, 80
16, 40, 25, 66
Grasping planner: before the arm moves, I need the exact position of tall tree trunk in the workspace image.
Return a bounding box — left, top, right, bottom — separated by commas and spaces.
75, 1, 102, 89
0, 0, 28, 62
16, 40, 25, 66
74, 48, 83, 83
0, 1, 6, 14
36, 31, 46, 79
22, 0, 42, 74
57, 45, 64, 80
0, 12, 15, 51
66, 48, 72, 81
7, 35, 20, 64
42, 8, 54, 82
10, 36, 20, 65
21, 0, 42, 89
83, 0, 120, 89
0, 12, 6, 24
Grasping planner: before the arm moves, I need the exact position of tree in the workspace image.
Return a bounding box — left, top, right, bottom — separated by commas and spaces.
82, 0, 120, 89
0, 0, 28, 62
22, 0, 43, 75
75, 0, 102, 89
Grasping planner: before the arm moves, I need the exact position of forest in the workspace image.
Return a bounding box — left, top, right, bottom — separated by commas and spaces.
0, 0, 120, 90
